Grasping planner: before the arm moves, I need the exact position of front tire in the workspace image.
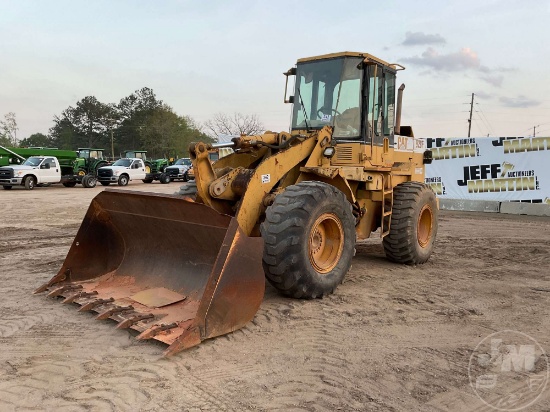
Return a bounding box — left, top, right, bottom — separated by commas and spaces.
159, 173, 171, 184
63, 181, 77, 187
118, 175, 129, 186
24, 176, 36, 190
261, 181, 355, 299
383, 181, 438, 264
100, 181, 110, 186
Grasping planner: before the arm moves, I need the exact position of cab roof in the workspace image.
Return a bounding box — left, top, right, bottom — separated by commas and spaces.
296, 51, 396, 69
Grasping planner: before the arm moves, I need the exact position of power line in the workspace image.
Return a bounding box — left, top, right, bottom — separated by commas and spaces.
475, 102, 496, 136
472, 112, 489, 137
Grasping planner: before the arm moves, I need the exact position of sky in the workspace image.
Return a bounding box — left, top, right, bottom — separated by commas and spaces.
1, 0, 549, 140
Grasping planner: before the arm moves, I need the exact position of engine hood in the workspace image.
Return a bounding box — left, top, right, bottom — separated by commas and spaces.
3, 165, 36, 171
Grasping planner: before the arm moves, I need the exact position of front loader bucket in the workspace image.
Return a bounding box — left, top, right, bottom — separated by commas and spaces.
34, 189, 265, 356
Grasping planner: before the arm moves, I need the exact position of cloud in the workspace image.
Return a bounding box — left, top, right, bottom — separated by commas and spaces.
402, 32, 446, 46
402, 47, 516, 87
499, 95, 541, 108
475, 91, 493, 99
480, 74, 504, 87
402, 47, 480, 71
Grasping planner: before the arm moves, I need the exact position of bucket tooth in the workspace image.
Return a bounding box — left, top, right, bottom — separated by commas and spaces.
164, 325, 202, 357
78, 298, 115, 312
33, 270, 71, 294
62, 290, 98, 304
116, 313, 155, 329
96, 305, 134, 320
47, 284, 83, 298
34, 283, 51, 295
136, 323, 178, 340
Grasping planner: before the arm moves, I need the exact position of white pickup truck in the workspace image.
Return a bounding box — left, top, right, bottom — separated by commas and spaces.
96, 158, 146, 186
163, 158, 192, 182
0, 156, 96, 190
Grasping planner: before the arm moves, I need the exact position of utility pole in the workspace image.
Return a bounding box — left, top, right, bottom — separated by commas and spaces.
110, 128, 115, 161
467, 93, 474, 137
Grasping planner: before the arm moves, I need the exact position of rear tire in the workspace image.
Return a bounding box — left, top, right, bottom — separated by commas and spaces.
24, 176, 36, 190
383, 181, 438, 264
87, 175, 97, 188
118, 175, 129, 186
261, 181, 355, 299
100, 181, 110, 186
3, 185, 12, 190
82, 174, 97, 188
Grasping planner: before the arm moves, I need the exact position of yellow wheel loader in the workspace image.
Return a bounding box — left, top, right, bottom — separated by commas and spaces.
35, 52, 437, 356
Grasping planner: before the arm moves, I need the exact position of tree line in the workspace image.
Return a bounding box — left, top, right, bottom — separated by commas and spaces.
1, 87, 266, 160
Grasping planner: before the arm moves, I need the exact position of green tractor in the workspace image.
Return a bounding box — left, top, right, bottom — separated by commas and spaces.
123, 150, 174, 184
63, 148, 109, 188
123, 150, 153, 173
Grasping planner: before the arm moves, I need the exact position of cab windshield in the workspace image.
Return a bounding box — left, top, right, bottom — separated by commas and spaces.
78, 149, 104, 159
175, 158, 191, 166
23, 157, 43, 166
129, 152, 146, 160
291, 56, 362, 138
113, 159, 132, 167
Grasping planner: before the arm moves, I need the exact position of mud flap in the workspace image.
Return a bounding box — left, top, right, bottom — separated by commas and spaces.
35, 189, 265, 356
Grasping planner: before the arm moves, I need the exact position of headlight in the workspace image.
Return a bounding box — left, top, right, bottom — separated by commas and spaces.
323, 146, 336, 158
16, 170, 24, 176
113, 170, 120, 176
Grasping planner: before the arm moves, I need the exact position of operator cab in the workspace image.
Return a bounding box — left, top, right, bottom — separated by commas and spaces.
289, 52, 400, 146
125, 151, 148, 161
78, 148, 105, 160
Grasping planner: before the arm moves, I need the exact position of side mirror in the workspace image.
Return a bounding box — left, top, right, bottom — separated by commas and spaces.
283, 67, 296, 104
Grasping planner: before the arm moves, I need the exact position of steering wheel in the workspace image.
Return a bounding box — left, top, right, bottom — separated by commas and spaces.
317, 107, 341, 119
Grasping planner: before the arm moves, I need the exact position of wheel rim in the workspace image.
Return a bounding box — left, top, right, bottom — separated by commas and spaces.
417, 204, 433, 248
308, 213, 344, 274
145, 165, 151, 173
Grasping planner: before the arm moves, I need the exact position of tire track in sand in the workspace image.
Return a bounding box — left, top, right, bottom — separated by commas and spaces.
0, 353, 241, 411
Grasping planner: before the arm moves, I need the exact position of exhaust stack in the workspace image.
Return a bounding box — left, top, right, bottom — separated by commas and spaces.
394, 83, 405, 135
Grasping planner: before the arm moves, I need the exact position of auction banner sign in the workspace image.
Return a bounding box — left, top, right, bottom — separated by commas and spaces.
423, 137, 550, 203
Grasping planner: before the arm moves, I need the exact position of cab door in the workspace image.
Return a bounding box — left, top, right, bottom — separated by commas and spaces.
41, 157, 60, 183
364, 64, 396, 166
131, 160, 146, 180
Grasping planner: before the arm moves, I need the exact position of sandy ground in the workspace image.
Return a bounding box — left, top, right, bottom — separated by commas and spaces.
0, 181, 549, 411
